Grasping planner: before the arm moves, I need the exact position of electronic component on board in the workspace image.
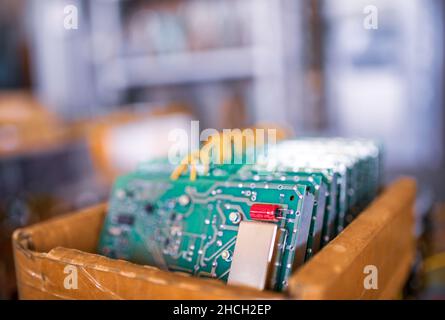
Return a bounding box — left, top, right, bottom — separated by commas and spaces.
249, 204, 282, 222
228, 221, 283, 290
116, 214, 135, 225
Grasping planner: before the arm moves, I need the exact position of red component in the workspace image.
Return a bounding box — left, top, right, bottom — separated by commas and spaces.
250, 204, 282, 222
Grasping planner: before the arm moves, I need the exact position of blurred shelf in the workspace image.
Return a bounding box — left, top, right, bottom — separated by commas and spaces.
98, 47, 255, 89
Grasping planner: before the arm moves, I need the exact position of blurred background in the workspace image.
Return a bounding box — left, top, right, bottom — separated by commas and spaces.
0, 0, 444, 299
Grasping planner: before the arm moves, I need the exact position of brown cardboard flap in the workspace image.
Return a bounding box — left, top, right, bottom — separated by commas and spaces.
13, 203, 107, 254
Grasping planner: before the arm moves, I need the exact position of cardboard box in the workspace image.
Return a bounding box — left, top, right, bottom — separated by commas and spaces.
12, 178, 416, 300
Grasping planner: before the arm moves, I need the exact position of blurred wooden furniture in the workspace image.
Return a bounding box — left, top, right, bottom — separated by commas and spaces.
0, 91, 76, 158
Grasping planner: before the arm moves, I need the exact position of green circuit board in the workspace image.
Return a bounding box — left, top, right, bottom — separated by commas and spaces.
98, 137, 382, 292
98, 171, 314, 291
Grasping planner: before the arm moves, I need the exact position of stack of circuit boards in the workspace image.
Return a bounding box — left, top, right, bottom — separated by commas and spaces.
98, 138, 382, 292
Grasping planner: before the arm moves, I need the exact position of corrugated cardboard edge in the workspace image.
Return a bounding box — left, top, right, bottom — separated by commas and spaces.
288, 177, 416, 299
12, 205, 280, 300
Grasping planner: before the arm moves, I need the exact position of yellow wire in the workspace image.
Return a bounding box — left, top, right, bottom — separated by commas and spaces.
170, 125, 289, 181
